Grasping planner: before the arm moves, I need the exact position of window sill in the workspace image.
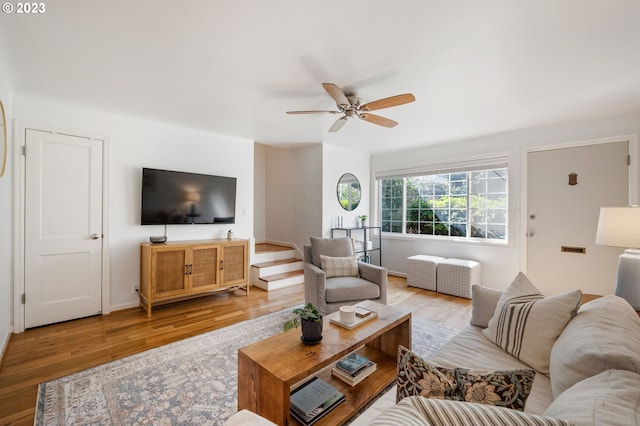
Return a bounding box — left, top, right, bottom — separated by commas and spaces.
381, 231, 510, 248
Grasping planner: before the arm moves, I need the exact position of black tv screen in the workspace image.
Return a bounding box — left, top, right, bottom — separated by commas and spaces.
141, 168, 236, 225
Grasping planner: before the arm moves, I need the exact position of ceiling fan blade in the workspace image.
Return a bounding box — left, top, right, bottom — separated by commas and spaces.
358, 113, 398, 128
360, 93, 415, 112
329, 116, 349, 132
322, 83, 350, 107
286, 110, 341, 114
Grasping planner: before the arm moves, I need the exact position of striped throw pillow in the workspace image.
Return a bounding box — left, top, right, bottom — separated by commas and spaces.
371, 396, 574, 426
481, 272, 582, 374
320, 255, 359, 278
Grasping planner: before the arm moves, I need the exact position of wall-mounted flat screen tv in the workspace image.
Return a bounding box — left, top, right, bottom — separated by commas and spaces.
141, 167, 236, 225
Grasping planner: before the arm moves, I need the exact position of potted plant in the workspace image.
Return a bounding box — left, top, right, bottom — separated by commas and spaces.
283, 302, 323, 344
359, 215, 367, 227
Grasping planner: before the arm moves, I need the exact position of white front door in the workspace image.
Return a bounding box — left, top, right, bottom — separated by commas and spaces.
24, 129, 104, 328
526, 141, 629, 296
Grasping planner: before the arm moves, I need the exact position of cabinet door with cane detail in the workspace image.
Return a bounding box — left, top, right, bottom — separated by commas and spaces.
221, 241, 248, 286
152, 246, 189, 298
191, 244, 221, 291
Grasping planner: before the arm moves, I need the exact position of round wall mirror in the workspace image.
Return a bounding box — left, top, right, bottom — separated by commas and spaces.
0, 100, 6, 177
337, 173, 361, 211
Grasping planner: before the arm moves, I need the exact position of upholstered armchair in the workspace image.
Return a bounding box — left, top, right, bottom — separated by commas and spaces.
304, 237, 388, 315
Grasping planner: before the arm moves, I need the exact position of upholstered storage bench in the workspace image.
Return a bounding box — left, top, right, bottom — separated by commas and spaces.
406, 255, 446, 291
436, 258, 481, 299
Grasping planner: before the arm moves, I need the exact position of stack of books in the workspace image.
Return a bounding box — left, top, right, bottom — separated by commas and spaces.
289, 376, 345, 425
331, 352, 377, 386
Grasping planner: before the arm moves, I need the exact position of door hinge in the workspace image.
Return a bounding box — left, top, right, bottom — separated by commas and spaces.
22, 145, 27, 156
21, 294, 25, 304
628, 155, 631, 166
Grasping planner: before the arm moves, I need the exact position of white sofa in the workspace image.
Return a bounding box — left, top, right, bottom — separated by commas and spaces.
226, 276, 640, 425
371, 280, 640, 425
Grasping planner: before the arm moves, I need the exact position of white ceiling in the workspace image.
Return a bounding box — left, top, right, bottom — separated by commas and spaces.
1, 0, 639, 154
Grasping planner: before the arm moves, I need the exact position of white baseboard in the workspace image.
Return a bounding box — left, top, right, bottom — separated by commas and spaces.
1, 325, 13, 368
110, 301, 140, 312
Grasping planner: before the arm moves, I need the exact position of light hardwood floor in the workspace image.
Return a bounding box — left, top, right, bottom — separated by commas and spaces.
0, 276, 471, 425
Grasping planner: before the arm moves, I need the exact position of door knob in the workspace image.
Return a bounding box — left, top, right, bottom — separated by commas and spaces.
90, 233, 101, 240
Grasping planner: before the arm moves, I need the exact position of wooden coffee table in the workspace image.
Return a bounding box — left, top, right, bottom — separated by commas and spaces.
237, 300, 411, 425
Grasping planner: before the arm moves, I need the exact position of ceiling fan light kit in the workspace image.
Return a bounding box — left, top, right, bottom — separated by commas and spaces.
286, 82, 415, 132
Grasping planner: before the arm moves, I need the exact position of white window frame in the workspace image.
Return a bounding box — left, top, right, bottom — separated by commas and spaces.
375, 155, 509, 244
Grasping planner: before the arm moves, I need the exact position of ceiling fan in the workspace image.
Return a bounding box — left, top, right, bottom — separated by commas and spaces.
286, 83, 416, 132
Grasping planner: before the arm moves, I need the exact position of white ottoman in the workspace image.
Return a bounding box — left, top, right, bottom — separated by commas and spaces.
406, 255, 446, 291
436, 258, 481, 299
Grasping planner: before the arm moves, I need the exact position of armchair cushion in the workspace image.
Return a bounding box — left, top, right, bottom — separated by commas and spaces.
309, 237, 354, 267
320, 255, 359, 278
325, 277, 381, 303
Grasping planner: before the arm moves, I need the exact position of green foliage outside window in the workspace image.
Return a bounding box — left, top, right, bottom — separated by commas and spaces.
379, 168, 507, 241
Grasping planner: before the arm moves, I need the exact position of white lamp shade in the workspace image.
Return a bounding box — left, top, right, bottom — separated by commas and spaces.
595, 206, 640, 249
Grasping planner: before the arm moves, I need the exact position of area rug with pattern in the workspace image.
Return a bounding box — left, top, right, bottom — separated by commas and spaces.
35, 306, 459, 425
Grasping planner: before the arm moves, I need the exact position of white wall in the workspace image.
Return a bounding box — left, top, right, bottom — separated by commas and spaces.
322, 143, 371, 234
253, 144, 267, 242
372, 110, 640, 292
260, 143, 370, 253
293, 144, 323, 250
264, 146, 296, 245
12, 93, 254, 312
0, 68, 14, 355
263, 144, 323, 252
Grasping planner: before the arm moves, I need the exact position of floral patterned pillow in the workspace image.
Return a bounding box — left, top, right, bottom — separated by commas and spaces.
397, 345, 535, 411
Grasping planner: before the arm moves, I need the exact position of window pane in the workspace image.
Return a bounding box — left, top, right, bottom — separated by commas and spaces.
469, 208, 487, 224
451, 223, 466, 237
487, 224, 506, 239
450, 209, 466, 222
434, 223, 449, 236
487, 209, 506, 223
488, 176, 506, 193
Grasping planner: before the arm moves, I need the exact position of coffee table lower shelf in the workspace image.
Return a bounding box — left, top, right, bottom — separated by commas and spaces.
291, 345, 397, 425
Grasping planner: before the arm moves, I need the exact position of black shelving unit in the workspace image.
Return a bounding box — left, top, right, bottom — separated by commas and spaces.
330, 226, 382, 266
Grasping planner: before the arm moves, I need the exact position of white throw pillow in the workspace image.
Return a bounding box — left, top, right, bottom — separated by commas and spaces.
470, 285, 503, 328
481, 272, 582, 374
320, 255, 359, 278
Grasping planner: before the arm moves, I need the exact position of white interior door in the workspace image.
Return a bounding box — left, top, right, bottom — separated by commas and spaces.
24, 129, 103, 328
527, 141, 628, 296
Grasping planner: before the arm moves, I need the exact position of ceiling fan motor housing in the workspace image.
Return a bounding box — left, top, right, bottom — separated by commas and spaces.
345, 93, 362, 109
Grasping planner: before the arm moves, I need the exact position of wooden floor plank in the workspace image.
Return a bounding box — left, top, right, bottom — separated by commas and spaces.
0, 276, 470, 425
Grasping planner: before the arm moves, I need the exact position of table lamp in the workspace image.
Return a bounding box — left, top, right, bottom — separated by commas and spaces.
595, 206, 640, 309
